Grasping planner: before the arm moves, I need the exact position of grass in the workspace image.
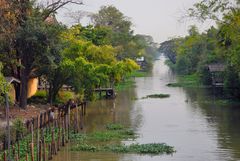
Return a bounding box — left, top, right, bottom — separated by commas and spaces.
129, 71, 148, 77
141, 94, 170, 99
115, 79, 136, 91
167, 74, 202, 88
70, 123, 175, 155
199, 99, 240, 106
115, 70, 148, 91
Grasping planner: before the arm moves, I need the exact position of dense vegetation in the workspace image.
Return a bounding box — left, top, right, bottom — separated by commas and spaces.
159, 0, 240, 98
0, 1, 157, 107
70, 123, 175, 155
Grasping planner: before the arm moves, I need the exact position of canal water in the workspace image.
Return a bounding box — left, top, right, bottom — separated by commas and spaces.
53, 55, 240, 161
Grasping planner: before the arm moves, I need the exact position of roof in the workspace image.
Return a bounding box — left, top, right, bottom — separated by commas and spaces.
207, 64, 225, 72
5, 77, 21, 84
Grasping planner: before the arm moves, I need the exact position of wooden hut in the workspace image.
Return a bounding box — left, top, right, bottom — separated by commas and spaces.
5, 77, 21, 103
207, 64, 225, 87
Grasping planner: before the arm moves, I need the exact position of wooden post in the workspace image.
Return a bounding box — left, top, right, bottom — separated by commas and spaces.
65, 114, 68, 143
31, 119, 34, 145
51, 129, 56, 155
17, 141, 20, 159
62, 119, 65, 147
30, 118, 34, 161
3, 151, 6, 161
39, 140, 42, 161
68, 105, 70, 140
83, 102, 85, 116
37, 116, 40, 161
12, 145, 15, 158
30, 143, 34, 161
15, 154, 19, 161
57, 128, 60, 151
48, 144, 52, 160
43, 142, 46, 161
80, 104, 84, 130
76, 106, 79, 133
26, 153, 29, 161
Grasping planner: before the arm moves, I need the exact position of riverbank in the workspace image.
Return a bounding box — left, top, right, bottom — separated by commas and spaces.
115, 71, 148, 91
166, 74, 202, 88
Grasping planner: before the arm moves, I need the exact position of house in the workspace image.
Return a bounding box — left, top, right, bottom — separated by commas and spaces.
5, 77, 21, 103
136, 56, 147, 70
207, 64, 225, 87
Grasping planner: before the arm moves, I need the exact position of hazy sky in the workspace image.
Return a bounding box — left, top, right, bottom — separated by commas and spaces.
56, 0, 214, 43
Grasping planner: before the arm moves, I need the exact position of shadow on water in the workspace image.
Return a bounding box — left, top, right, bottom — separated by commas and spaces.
53, 55, 240, 161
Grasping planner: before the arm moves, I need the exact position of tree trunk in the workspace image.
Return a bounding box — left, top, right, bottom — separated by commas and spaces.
48, 82, 61, 105
19, 67, 29, 108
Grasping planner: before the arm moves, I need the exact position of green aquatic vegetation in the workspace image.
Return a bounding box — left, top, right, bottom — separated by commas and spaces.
166, 83, 183, 87
72, 144, 98, 152
106, 123, 124, 130
70, 123, 175, 155
72, 143, 175, 155
142, 94, 170, 99
69, 133, 87, 142
89, 129, 136, 141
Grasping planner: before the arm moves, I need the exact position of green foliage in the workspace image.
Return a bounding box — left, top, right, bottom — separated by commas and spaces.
91, 5, 132, 34
12, 118, 26, 140
56, 91, 76, 103
0, 63, 8, 105
28, 90, 47, 104
142, 94, 170, 99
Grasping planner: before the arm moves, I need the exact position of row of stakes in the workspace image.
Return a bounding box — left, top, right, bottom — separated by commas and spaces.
1, 103, 86, 161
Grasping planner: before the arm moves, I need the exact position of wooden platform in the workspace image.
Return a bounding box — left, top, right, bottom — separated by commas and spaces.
94, 88, 116, 99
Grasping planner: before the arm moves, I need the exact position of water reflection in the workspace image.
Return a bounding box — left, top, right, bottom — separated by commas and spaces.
53, 55, 240, 161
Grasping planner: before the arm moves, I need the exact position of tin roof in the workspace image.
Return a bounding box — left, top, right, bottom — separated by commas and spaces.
207, 64, 225, 72
5, 77, 21, 84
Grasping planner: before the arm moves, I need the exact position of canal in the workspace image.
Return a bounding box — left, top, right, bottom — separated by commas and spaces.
53, 55, 240, 161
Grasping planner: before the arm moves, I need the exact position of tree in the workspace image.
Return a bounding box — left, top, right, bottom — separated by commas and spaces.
38, 0, 83, 20
0, 0, 83, 108
91, 5, 132, 33
0, 63, 7, 105
16, 11, 65, 108
188, 0, 234, 21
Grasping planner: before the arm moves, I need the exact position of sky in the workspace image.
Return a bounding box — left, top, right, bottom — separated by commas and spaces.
56, 0, 214, 43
